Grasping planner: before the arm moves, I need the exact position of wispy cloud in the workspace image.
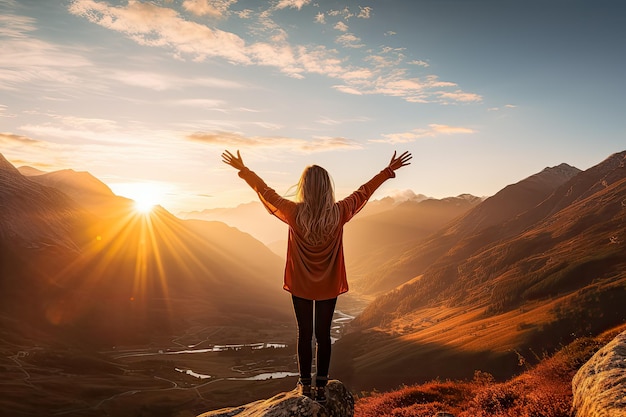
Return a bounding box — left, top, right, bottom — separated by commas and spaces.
109, 70, 245, 91
187, 131, 361, 152
182, 0, 237, 18
372, 124, 477, 144
336, 33, 364, 48
409, 60, 430, 68
327, 7, 354, 20
275, 0, 311, 10
316, 116, 370, 126
68, 0, 251, 64
66, 0, 481, 105
0, 132, 44, 145
0, 14, 92, 91
357, 6, 372, 19
436, 90, 483, 104
488, 104, 517, 111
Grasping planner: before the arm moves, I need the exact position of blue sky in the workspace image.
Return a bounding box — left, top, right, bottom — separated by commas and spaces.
1, 0, 624, 213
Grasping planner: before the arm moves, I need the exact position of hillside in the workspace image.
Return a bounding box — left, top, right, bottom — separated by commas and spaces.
181, 191, 482, 297
350, 162, 582, 298
332, 151, 626, 392
353, 324, 626, 417
1, 154, 291, 347
344, 195, 482, 295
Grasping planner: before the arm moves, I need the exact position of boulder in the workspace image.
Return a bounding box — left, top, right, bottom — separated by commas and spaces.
572, 330, 626, 417
197, 380, 354, 417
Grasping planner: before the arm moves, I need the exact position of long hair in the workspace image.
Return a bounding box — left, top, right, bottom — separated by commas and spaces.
295, 165, 340, 245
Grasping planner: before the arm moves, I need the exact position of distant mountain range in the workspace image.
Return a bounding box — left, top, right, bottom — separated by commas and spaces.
180, 187, 484, 296
0, 154, 291, 347
3, 149, 625, 397
331, 150, 626, 391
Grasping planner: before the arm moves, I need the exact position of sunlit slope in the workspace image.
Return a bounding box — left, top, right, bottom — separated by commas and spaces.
344, 195, 482, 295
357, 163, 582, 297
333, 151, 626, 391
0, 154, 290, 346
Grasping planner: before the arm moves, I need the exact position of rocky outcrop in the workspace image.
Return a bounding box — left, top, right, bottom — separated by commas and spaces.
197, 380, 354, 417
572, 330, 626, 417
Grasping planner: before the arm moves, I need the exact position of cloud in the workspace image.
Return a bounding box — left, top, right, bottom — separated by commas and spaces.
436, 90, 483, 103
173, 98, 226, 109
384, 31, 396, 36
357, 6, 372, 19
315, 12, 325, 24
182, 0, 236, 18
275, 0, 311, 10
68, 0, 251, 64
65, 1, 481, 105
372, 124, 476, 144
236, 9, 253, 19
488, 104, 517, 111
334, 21, 349, 32
0, 13, 93, 91
109, 70, 245, 91
187, 131, 361, 152
336, 33, 364, 48
409, 59, 430, 67
316, 116, 370, 126
327, 7, 354, 20
0, 132, 43, 145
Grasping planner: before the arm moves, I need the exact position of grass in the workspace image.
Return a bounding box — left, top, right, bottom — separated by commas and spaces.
354, 324, 625, 417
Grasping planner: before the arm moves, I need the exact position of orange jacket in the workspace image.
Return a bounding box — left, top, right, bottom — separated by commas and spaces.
238, 167, 395, 300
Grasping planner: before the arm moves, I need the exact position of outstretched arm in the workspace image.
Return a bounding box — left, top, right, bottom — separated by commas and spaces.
339, 150, 413, 221
221, 149, 296, 224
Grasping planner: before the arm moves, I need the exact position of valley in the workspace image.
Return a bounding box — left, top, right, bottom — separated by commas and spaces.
1, 302, 361, 417
1, 150, 625, 416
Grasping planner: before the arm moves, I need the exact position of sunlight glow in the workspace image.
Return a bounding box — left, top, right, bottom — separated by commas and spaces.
110, 182, 168, 214
134, 196, 158, 213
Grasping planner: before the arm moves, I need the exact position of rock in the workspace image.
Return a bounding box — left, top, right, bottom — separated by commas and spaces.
433, 412, 455, 417
572, 330, 626, 417
197, 380, 354, 417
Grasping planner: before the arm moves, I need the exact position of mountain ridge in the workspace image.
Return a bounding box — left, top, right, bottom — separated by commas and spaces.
0, 153, 292, 347
331, 150, 626, 391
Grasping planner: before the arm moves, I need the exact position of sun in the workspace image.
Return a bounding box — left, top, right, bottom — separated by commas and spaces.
109, 182, 167, 214
134, 194, 158, 213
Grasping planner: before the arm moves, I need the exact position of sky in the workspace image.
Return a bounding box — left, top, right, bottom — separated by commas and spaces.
1, 0, 625, 214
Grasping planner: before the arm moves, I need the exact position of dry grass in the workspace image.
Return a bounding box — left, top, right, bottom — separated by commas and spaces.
354, 324, 626, 417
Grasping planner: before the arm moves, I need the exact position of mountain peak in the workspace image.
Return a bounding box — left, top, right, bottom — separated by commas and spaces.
0, 153, 21, 175
525, 162, 581, 188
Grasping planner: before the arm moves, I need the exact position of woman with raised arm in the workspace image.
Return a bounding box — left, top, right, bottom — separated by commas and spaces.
221, 150, 412, 403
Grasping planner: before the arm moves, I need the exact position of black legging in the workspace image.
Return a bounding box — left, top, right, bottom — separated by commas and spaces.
292, 295, 337, 383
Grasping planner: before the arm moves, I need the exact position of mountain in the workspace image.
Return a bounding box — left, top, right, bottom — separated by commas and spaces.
332, 151, 626, 392
180, 201, 289, 245
0, 154, 291, 347
180, 192, 480, 296
344, 194, 482, 295
177, 192, 431, 247
19, 166, 136, 218
354, 162, 582, 297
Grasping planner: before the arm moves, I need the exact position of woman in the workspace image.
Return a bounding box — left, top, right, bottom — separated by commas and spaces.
221, 149, 412, 403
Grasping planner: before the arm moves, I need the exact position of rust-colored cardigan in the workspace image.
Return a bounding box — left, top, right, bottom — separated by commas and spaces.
238, 167, 395, 300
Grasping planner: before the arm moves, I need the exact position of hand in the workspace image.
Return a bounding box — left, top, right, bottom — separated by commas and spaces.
388, 150, 412, 172
222, 150, 246, 171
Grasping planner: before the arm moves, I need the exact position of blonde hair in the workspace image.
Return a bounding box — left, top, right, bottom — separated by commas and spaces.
295, 165, 340, 245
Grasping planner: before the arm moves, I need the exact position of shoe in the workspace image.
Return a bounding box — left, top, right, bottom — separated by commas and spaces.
297, 377, 312, 398
314, 386, 327, 404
